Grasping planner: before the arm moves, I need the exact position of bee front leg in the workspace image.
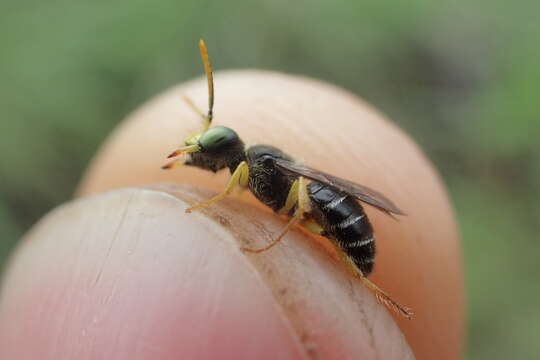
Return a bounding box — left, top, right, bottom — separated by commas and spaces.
242, 177, 311, 254
186, 161, 249, 213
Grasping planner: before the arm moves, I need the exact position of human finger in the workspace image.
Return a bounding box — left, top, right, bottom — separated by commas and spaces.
78, 71, 464, 359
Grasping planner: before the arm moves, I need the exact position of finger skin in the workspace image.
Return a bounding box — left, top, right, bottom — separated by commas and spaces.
81, 71, 462, 358
0, 186, 414, 360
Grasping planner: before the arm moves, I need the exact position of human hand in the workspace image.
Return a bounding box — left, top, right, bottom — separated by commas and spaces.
0, 71, 463, 359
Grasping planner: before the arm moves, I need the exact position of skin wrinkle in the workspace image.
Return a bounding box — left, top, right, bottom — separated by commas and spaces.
48, 205, 104, 360
93, 192, 135, 286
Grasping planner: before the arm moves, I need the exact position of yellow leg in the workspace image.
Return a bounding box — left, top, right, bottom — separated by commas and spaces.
298, 217, 412, 316
186, 161, 249, 213
243, 177, 311, 254
242, 209, 303, 254
278, 179, 299, 215
329, 241, 413, 319
301, 219, 325, 235
297, 218, 412, 317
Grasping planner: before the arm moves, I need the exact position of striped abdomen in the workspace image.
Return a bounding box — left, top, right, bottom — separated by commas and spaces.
308, 182, 375, 275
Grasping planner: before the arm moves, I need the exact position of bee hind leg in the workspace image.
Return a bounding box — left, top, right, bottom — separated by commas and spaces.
186, 161, 249, 213
359, 273, 413, 319
242, 177, 311, 254
284, 215, 413, 318
330, 242, 413, 319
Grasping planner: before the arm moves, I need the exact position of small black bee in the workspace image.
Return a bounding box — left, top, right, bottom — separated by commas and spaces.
163, 40, 412, 319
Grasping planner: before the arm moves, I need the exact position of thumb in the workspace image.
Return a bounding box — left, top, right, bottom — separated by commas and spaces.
0, 184, 413, 359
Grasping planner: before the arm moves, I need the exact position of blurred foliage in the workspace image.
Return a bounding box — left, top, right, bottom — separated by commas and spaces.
0, 0, 539, 358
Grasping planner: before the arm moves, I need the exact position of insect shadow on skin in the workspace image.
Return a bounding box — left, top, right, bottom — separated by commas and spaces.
162, 40, 412, 319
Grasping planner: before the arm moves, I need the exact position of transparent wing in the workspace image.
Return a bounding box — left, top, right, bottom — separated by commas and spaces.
275, 159, 406, 216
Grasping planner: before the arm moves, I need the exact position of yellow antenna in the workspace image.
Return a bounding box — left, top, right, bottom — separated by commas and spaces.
199, 39, 214, 130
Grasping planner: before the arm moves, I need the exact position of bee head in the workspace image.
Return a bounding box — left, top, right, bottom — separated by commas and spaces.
163, 126, 245, 172
189, 126, 241, 154
161, 40, 245, 172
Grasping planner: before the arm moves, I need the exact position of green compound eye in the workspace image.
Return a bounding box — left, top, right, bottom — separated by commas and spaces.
198, 126, 240, 152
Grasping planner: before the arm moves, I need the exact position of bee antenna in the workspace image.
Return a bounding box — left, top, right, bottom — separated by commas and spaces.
199, 39, 214, 131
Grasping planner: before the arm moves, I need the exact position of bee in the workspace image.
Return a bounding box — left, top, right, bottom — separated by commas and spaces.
162, 40, 412, 319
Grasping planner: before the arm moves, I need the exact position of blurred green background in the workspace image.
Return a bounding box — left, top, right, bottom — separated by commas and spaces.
0, 0, 539, 358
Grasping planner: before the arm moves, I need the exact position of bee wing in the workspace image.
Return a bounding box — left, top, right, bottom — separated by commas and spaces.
275, 159, 406, 216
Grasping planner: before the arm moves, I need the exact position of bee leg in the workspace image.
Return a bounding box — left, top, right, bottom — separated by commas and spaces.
299, 217, 412, 314
186, 161, 249, 213
330, 242, 413, 319
300, 219, 325, 235
241, 211, 302, 254
242, 177, 311, 254
293, 219, 413, 318
181, 95, 211, 131
277, 178, 300, 216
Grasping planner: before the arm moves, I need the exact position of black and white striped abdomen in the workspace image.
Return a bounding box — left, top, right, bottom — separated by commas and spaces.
307, 182, 376, 275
